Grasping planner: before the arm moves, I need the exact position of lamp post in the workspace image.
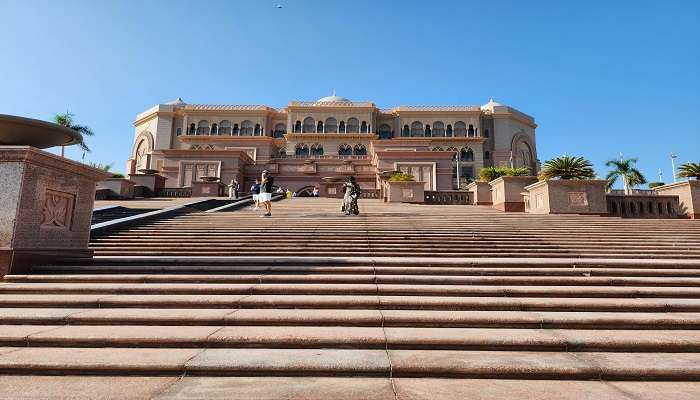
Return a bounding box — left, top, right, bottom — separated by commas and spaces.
455, 151, 461, 190
671, 153, 678, 183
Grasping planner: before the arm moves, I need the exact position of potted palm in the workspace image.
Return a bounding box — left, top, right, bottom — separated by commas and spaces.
653, 162, 700, 219
605, 158, 646, 194
487, 167, 538, 212
523, 156, 606, 214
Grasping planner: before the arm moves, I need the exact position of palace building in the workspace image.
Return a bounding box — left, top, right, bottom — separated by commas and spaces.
126, 95, 538, 195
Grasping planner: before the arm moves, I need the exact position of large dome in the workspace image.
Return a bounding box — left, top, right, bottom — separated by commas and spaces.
317, 95, 350, 103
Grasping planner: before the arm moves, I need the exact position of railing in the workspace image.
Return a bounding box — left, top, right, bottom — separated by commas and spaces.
424, 190, 471, 205
606, 194, 680, 218
361, 189, 380, 199
608, 189, 657, 196
272, 154, 370, 160
94, 188, 110, 200
156, 187, 192, 198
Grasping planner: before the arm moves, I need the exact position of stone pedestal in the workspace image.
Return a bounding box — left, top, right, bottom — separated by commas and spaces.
653, 180, 700, 219
465, 181, 493, 205
127, 174, 166, 197
191, 181, 225, 197
524, 180, 608, 215
0, 146, 110, 275
96, 178, 135, 199
384, 181, 425, 203
489, 176, 538, 212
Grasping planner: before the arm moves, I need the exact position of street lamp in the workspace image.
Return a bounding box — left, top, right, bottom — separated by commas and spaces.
671, 153, 678, 183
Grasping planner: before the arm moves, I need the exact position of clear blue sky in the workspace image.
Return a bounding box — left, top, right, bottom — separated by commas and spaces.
2, 0, 698, 184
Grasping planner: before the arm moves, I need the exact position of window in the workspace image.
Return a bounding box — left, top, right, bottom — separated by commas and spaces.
188, 123, 196, 135
233, 123, 240, 135
310, 143, 324, 156
211, 123, 218, 136
347, 118, 359, 133
176, 127, 182, 136
402, 125, 410, 137
468, 124, 475, 137
410, 121, 424, 137
295, 143, 309, 157
484, 128, 490, 138
325, 118, 338, 133
196, 120, 209, 135
353, 144, 367, 156
425, 125, 432, 137
241, 120, 253, 136
433, 121, 445, 137
378, 124, 392, 139
220, 120, 232, 136
274, 123, 286, 138
339, 121, 346, 133
317, 121, 324, 133
484, 151, 491, 160
454, 121, 467, 137
460, 148, 474, 162
360, 121, 368, 133
446, 124, 453, 137
294, 120, 302, 133
338, 143, 352, 156
303, 117, 315, 133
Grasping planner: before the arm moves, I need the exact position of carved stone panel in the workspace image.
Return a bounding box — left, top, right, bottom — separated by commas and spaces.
41, 189, 75, 230
568, 191, 588, 207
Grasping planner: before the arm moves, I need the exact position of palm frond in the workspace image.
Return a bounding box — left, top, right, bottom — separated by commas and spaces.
677, 162, 700, 179
539, 156, 595, 180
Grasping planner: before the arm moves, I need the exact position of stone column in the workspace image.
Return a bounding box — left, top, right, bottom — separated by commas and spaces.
0, 146, 111, 275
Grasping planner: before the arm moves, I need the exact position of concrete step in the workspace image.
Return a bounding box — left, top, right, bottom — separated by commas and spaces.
0, 347, 698, 379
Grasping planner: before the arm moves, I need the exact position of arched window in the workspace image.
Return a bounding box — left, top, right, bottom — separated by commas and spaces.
630, 202, 636, 214
454, 121, 467, 137
425, 125, 432, 137
468, 124, 475, 137
220, 120, 232, 136
484, 151, 491, 160
460, 148, 474, 162
410, 121, 424, 137
294, 120, 302, 133
210, 123, 218, 136
610, 202, 617, 214
353, 144, 367, 156
347, 118, 359, 133
241, 120, 253, 136
295, 143, 309, 157
317, 121, 324, 133
446, 124, 453, 137
274, 123, 286, 138
667, 202, 673, 214
484, 128, 490, 138
360, 121, 368, 133
302, 117, 315, 133
310, 143, 324, 156
278, 147, 287, 156
188, 123, 196, 135
648, 202, 654, 214
254, 124, 261, 136
233, 123, 240, 135
378, 124, 392, 140
196, 120, 209, 135
433, 121, 445, 137
325, 118, 338, 133
446, 146, 458, 161
402, 125, 410, 137
338, 143, 352, 156
432, 146, 444, 151
339, 121, 346, 133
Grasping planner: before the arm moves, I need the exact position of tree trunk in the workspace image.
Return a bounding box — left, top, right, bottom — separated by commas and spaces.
623, 176, 629, 195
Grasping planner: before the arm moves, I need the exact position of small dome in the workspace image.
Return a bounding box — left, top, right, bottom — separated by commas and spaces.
165, 97, 186, 106
317, 94, 350, 103
481, 98, 502, 110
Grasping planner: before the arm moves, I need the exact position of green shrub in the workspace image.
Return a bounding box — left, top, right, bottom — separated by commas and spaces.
479, 166, 531, 182
539, 156, 595, 180
507, 167, 531, 177
388, 172, 415, 182
648, 182, 665, 188
111, 173, 125, 178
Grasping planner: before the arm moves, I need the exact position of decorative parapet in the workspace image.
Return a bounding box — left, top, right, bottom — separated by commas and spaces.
182, 104, 281, 112
389, 105, 482, 113
289, 101, 374, 108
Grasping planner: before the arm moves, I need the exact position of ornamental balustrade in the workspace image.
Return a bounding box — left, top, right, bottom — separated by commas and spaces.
156, 187, 193, 198
424, 190, 471, 205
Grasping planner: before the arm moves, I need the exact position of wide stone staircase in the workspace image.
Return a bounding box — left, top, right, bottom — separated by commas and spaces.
1, 199, 700, 399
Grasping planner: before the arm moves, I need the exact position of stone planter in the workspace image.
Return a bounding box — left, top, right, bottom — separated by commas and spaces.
653, 180, 700, 219
0, 146, 111, 275
128, 173, 166, 197
96, 178, 135, 200
384, 181, 425, 203
489, 176, 538, 212
191, 181, 225, 197
465, 181, 492, 205
524, 179, 607, 215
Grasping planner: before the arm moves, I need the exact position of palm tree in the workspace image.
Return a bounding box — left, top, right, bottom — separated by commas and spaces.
539, 156, 596, 180
53, 112, 94, 157
677, 162, 700, 180
605, 157, 646, 194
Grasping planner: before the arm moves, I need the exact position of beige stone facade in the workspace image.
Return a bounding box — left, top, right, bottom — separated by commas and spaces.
126, 95, 538, 194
